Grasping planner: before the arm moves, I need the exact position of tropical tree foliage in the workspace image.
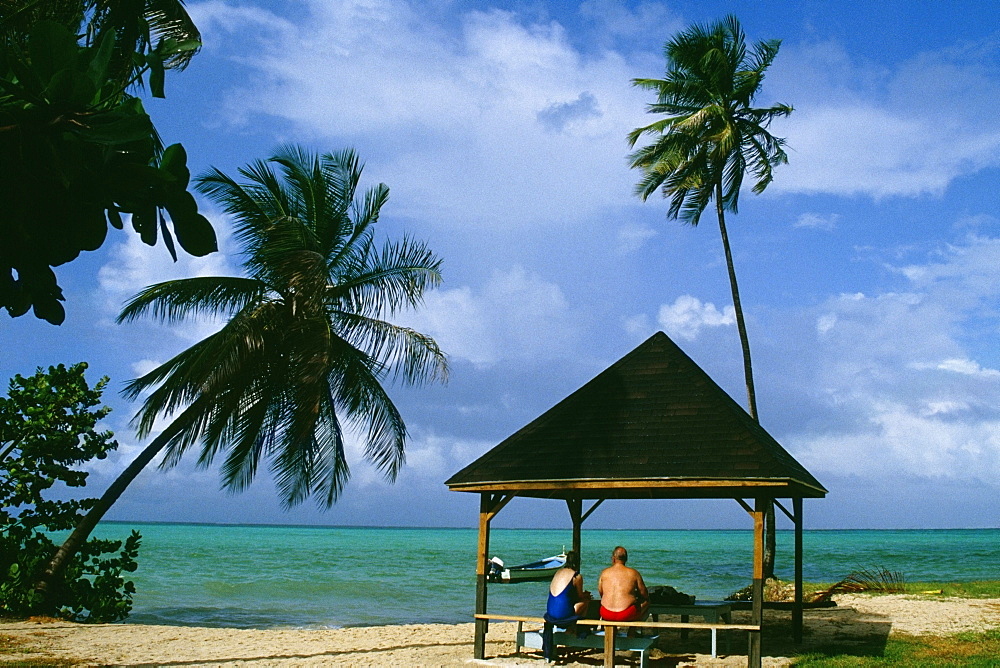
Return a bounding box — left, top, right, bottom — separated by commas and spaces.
35, 146, 448, 606
0, 0, 214, 324
627, 15, 792, 576
1, 363, 141, 622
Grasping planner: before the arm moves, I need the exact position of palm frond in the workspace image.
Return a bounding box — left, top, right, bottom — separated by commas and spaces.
117, 276, 264, 323
332, 236, 443, 319
627, 15, 790, 221
326, 335, 407, 480
120, 144, 446, 510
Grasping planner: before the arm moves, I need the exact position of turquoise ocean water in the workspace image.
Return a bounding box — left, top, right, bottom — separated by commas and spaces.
91, 523, 999, 629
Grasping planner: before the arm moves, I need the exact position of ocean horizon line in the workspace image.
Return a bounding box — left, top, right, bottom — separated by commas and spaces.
100, 520, 1000, 532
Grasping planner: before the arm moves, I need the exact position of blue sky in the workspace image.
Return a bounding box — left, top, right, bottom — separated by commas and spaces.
4, 0, 1000, 531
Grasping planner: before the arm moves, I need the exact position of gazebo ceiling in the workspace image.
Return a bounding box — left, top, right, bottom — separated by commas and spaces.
446, 331, 827, 500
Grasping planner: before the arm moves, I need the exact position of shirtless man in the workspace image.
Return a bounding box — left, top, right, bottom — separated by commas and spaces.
597, 545, 649, 622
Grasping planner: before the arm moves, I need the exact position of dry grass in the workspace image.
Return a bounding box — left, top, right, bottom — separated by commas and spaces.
810, 567, 905, 603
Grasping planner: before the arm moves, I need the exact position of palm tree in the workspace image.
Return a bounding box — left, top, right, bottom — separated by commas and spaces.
627, 15, 791, 578
34, 146, 448, 608
2, 0, 201, 77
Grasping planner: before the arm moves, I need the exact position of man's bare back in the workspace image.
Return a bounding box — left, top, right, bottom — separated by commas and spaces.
597, 546, 649, 619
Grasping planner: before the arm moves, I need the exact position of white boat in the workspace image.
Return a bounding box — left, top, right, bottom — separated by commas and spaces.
487, 551, 566, 583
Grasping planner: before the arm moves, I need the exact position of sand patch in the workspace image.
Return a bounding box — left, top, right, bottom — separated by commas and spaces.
2, 594, 998, 666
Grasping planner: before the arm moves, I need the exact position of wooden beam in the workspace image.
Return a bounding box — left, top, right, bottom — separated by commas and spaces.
581, 498, 605, 523
774, 498, 795, 522
451, 478, 791, 492
734, 498, 754, 515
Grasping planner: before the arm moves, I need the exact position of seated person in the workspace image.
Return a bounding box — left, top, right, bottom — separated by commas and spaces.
597, 545, 649, 622
546, 550, 591, 622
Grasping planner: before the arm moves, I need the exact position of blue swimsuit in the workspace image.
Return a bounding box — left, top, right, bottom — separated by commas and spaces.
546, 571, 579, 621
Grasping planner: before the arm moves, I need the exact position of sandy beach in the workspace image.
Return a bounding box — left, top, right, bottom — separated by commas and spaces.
3, 594, 999, 667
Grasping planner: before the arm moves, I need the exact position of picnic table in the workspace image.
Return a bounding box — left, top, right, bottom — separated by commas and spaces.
649, 600, 734, 656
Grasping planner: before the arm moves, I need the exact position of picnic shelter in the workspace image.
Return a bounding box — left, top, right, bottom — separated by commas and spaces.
445, 331, 828, 666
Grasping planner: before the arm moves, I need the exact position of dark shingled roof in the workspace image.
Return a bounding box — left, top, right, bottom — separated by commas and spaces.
446, 331, 826, 500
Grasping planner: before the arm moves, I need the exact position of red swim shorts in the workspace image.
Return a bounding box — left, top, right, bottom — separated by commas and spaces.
599, 604, 641, 621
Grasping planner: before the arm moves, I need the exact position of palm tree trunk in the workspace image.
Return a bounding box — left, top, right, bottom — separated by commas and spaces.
32, 429, 172, 613
715, 186, 775, 578
714, 190, 757, 422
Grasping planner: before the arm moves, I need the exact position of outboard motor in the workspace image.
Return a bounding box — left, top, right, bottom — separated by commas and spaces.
487, 556, 505, 582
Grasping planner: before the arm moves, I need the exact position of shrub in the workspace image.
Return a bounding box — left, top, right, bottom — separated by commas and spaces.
0, 363, 141, 622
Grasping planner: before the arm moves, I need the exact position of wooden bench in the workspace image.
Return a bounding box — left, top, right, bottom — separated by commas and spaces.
475, 613, 761, 667
517, 623, 659, 668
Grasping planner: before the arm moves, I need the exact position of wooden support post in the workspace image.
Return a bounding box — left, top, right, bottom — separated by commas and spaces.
749, 497, 765, 668
474, 493, 513, 660
604, 623, 616, 668
474, 493, 490, 660
793, 497, 803, 644
567, 498, 582, 566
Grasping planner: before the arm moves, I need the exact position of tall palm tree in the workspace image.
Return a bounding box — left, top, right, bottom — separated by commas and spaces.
627, 15, 791, 578
35, 146, 448, 607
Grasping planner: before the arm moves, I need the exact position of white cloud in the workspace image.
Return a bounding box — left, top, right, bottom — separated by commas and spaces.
130, 359, 162, 378
794, 212, 840, 231
616, 223, 658, 253
395, 431, 494, 481
188, 0, 650, 232
403, 266, 582, 368
893, 235, 1000, 296
623, 313, 650, 335
96, 206, 236, 343
922, 400, 969, 417
794, 401, 1000, 483
656, 295, 735, 341
785, 235, 1000, 485
767, 38, 1000, 198
911, 358, 1000, 379
578, 0, 683, 43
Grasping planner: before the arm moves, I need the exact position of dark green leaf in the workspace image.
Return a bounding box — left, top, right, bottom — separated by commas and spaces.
74, 110, 154, 145
132, 206, 157, 246
44, 69, 98, 108
159, 211, 178, 261
32, 297, 65, 325
160, 144, 190, 188
78, 207, 109, 252
86, 30, 117, 91
170, 211, 217, 257
27, 22, 77, 86
147, 51, 165, 98
107, 207, 124, 230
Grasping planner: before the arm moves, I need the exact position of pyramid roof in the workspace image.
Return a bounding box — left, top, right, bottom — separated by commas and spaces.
446, 331, 826, 500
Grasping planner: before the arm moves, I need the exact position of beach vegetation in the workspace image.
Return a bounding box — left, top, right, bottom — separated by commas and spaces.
903, 581, 1000, 598
626, 15, 793, 578
0, 363, 141, 623
34, 146, 448, 612
0, 0, 213, 325
793, 627, 1000, 666
809, 567, 905, 602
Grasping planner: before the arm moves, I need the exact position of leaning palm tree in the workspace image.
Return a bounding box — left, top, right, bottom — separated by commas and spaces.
35, 146, 448, 608
627, 15, 791, 577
